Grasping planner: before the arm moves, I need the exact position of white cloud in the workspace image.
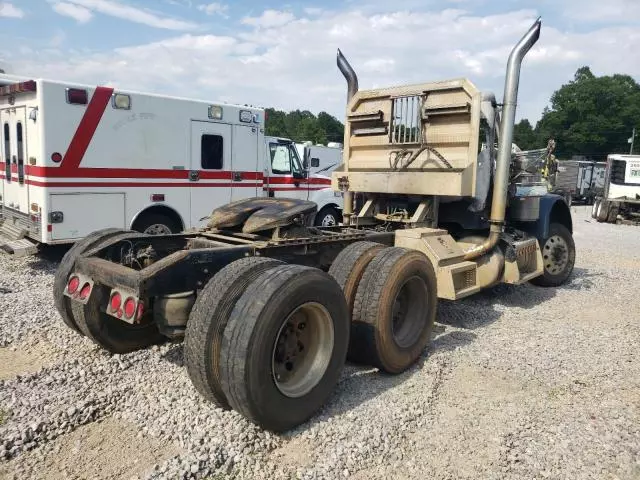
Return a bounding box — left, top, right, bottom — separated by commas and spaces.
0, 2, 24, 18
242, 10, 295, 28
62, 0, 198, 30
52, 2, 93, 23
5, 6, 640, 124
197, 2, 228, 17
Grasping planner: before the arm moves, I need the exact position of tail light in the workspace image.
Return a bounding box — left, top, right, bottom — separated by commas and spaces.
123, 297, 136, 319
67, 276, 80, 295
63, 273, 94, 304
107, 288, 143, 324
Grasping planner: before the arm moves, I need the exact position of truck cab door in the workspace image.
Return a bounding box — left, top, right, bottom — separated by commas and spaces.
189, 121, 232, 228
264, 139, 308, 200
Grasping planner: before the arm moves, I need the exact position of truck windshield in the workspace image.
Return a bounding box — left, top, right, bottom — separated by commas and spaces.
269, 142, 304, 176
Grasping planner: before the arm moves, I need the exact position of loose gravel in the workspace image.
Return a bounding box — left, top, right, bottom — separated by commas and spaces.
1, 206, 639, 480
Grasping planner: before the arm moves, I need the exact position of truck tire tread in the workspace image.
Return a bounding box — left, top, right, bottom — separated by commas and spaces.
351, 247, 437, 374
184, 256, 284, 410
220, 264, 349, 432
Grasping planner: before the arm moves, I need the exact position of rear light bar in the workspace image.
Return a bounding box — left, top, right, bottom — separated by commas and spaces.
63, 273, 94, 305
106, 287, 144, 324
0, 80, 36, 96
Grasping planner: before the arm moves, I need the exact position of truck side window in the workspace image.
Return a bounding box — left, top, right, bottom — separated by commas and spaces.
201, 134, 223, 170
3, 123, 9, 163
270, 143, 291, 174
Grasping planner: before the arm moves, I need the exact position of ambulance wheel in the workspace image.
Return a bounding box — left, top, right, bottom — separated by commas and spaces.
530, 223, 576, 287
54, 228, 126, 335
71, 284, 164, 354
315, 206, 340, 227
350, 247, 437, 374
220, 264, 349, 432
133, 213, 180, 235
184, 257, 285, 410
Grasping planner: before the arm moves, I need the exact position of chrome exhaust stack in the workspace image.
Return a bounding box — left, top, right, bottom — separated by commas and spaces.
336, 49, 359, 223
464, 17, 542, 260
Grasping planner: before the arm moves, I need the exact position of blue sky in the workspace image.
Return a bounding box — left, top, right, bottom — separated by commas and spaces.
1, 0, 639, 125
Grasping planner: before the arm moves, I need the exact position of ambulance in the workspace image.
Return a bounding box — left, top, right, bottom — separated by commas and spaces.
0, 76, 343, 254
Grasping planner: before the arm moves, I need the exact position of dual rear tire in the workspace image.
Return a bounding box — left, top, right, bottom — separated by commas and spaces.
185, 259, 350, 431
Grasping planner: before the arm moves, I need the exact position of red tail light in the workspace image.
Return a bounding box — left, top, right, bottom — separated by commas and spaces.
123, 297, 136, 318
136, 302, 144, 321
67, 276, 80, 295
79, 283, 92, 300
110, 292, 122, 312
51, 152, 62, 163
66, 88, 88, 105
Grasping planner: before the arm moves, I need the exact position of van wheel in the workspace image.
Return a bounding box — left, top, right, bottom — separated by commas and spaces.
530, 223, 576, 287
315, 206, 340, 227
71, 284, 164, 354
133, 213, 181, 235
219, 264, 349, 432
54, 228, 127, 335
184, 257, 284, 410
350, 247, 437, 374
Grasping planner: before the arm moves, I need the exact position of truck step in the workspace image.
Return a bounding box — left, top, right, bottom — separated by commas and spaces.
0, 238, 38, 257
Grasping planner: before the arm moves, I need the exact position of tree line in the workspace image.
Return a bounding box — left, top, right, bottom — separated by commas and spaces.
514, 67, 640, 160
265, 66, 640, 160
264, 108, 345, 145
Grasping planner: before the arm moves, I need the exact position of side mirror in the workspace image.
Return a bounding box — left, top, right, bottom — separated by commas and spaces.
311, 157, 320, 168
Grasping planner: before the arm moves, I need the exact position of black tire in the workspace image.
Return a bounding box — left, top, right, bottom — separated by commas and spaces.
607, 202, 619, 223
591, 199, 600, 219
328, 241, 385, 360
133, 213, 181, 235
530, 223, 576, 287
220, 264, 349, 432
596, 200, 610, 223
350, 247, 437, 374
314, 206, 340, 227
53, 228, 124, 335
184, 257, 285, 410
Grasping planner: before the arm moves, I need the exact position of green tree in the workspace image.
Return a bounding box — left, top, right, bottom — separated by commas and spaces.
513, 119, 537, 150
264, 108, 344, 144
534, 66, 640, 159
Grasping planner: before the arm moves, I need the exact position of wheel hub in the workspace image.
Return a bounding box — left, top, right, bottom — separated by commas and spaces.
391, 275, 429, 349
321, 214, 336, 227
542, 234, 569, 275
272, 302, 334, 398
144, 224, 172, 235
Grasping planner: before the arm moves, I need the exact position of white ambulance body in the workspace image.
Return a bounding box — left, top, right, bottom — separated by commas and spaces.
0, 77, 343, 252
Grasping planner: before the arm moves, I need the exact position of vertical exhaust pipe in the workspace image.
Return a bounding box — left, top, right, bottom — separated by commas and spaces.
464, 17, 542, 260
337, 49, 359, 223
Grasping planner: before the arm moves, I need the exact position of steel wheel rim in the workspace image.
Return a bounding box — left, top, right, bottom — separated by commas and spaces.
542, 235, 569, 275
391, 275, 428, 349
143, 224, 172, 235
321, 214, 336, 227
272, 302, 334, 398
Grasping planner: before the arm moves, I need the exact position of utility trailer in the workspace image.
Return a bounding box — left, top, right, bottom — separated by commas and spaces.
54, 19, 575, 432
551, 159, 605, 206
592, 154, 640, 224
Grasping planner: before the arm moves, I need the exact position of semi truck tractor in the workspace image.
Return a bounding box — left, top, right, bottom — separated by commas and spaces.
53, 18, 575, 432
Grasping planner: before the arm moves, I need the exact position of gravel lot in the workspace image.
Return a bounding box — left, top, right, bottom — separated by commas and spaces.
1, 205, 639, 480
